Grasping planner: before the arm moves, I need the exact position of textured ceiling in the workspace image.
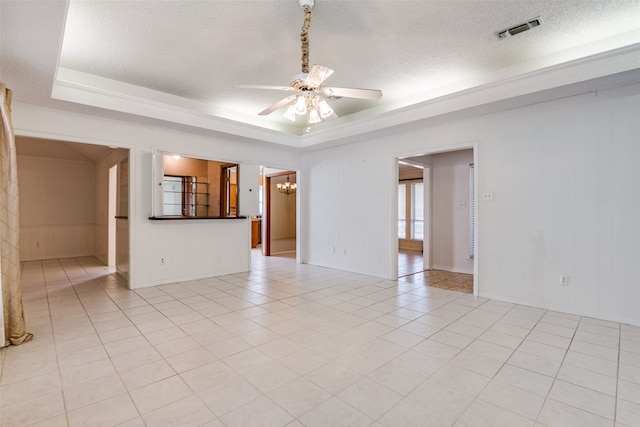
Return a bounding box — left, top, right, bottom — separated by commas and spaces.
2, 1, 640, 146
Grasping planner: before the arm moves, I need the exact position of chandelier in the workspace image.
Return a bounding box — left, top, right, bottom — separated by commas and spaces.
277, 175, 297, 195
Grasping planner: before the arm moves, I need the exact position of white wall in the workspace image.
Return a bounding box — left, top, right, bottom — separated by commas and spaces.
17, 156, 96, 260
95, 149, 129, 266
13, 102, 301, 289
303, 84, 640, 326
303, 149, 393, 277
431, 150, 474, 274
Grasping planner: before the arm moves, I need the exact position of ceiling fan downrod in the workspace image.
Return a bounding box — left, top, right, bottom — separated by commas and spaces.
299, 0, 314, 74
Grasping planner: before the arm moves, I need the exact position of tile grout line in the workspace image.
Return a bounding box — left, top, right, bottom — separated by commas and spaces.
532, 313, 580, 426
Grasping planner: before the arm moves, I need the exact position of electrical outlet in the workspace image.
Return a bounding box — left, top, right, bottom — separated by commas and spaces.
559, 275, 569, 286
482, 192, 493, 201
160, 257, 165, 265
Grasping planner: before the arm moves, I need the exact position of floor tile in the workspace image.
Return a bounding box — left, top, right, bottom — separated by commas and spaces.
0, 391, 66, 427
478, 329, 523, 349
618, 379, 640, 405
166, 347, 218, 373
198, 375, 262, 416
619, 363, 640, 385
368, 360, 428, 396
242, 360, 299, 393
110, 346, 162, 372
478, 379, 545, 420
67, 393, 139, 427
450, 349, 505, 377
557, 363, 617, 396
428, 363, 491, 396
465, 339, 514, 363
270, 377, 332, 417
0, 373, 61, 408
11, 254, 638, 426
338, 377, 403, 419
455, 399, 535, 427
222, 347, 274, 374
569, 340, 619, 362
59, 357, 117, 387
62, 372, 126, 411
219, 395, 293, 427
493, 364, 554, 396
429, 329, 475, 349
409, 377, 475, 421
304, 361, 363, 394
616, 398, 640, 427
298, 396, 373, 427
180, 360, 238, 392
412, 338, 461, 360
537, 399, 611, 427
548, 380, 615, 420
377, 398, 452, 427
141, 394, 215, 427
563, 350, 619, 377
129, 375, 192, 414
508, 349, 562, 377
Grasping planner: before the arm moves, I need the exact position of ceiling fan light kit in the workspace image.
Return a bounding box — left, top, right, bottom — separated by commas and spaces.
240, 0, 382, 128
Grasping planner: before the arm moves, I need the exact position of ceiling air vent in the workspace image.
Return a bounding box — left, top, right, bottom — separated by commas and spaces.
498, 17, 542, 39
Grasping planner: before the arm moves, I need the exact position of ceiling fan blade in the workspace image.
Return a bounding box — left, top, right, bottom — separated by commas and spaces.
305, 65, 334, 86
237, 84, 296, 92
321, 86, 383, 100
258, 95, 297, 116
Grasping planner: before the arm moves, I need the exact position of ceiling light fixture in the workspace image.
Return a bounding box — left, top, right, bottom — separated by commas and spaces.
239, 0, 381, 127
283, 93, 334, 124
282, 0, 334, 125
277, 175, 297, 195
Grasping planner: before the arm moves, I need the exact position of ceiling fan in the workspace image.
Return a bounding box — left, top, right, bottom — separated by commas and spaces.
239, 0, 382, 126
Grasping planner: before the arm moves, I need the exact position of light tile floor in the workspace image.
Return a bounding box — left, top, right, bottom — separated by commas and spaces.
1, 254, 639, 426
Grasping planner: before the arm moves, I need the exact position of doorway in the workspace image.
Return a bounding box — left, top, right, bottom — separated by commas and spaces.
396, 146, 477, 295
398, 160, 428, 277
15, 136, 130, 287
262, 169, 297, 257
221, 164, 238, 217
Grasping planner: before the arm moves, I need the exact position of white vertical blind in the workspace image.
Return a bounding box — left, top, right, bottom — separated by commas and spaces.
469, 163, 475, 259
411, 183, 424, 240
398, 184, 406, 239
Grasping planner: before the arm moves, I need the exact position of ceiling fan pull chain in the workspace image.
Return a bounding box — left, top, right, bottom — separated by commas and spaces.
300, 5, 312, 73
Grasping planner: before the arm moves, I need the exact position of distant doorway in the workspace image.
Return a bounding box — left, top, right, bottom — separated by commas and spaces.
263, 170, 297, 256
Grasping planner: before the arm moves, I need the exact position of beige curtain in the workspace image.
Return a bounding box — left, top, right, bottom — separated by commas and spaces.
1, 82, 32, 346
